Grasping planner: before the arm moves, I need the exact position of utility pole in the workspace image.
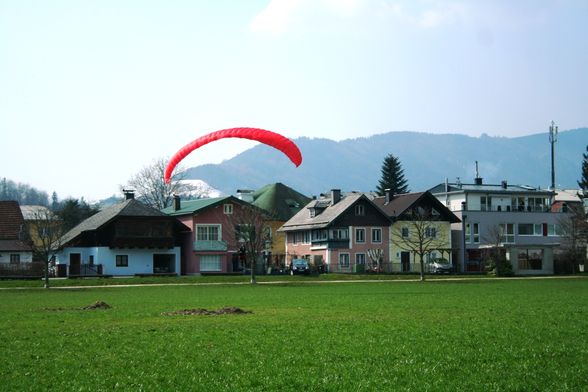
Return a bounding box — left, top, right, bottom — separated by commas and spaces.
549, 121, 558, 190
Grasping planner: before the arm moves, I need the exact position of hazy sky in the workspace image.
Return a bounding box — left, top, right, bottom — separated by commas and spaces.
1, 0, 587, 201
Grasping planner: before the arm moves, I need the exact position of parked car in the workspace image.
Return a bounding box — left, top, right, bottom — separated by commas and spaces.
427, 258, 453, 274
290, 259, 310, 275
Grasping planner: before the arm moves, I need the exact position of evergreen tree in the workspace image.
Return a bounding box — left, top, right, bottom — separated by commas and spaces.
578, 146, 588, 189
376, 154, 409, 196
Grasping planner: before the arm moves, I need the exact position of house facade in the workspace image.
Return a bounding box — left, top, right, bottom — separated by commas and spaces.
279, 190, 392, 273
56, 195, 189, 276
0, 201, 34, 276
430, 178, 566, 275
162, 196, 267, 274
372, 191, 460, 273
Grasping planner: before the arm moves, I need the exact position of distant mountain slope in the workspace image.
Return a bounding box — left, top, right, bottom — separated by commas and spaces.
184, 128, 587, 196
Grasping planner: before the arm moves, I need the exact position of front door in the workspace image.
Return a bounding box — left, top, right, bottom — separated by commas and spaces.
69, 253, 81, 275
153, 254, 175, 273
401, 252, 410, 272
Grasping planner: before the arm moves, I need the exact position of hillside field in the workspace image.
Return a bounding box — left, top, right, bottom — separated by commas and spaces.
1, 278, 587, 391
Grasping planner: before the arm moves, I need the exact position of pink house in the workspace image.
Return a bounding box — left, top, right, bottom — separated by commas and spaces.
279, 190, 391, 273
162, 196, 263, 274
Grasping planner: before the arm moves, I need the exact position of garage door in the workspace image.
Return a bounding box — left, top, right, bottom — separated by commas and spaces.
200, 255, 222, 272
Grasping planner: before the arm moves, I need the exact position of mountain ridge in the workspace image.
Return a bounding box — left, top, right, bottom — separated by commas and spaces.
184, 128, 588, 196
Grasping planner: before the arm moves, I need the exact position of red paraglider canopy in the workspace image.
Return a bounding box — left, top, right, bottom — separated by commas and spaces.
164, 127, 302, 183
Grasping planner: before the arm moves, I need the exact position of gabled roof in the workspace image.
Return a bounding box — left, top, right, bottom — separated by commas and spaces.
372, 191, 460, 223
0, 201, 26, 239
20, 205, 52, 220
280, 193, 386, 231
251, 183, 311, 221
161, 196, 233, 216
60, 198, 177, 246
0, 200, 32, 252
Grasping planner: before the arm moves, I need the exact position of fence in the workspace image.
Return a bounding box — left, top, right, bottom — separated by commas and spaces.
0, 262, 45, 277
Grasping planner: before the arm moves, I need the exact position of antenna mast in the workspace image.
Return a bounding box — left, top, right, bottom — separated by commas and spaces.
549, 121, 558, 189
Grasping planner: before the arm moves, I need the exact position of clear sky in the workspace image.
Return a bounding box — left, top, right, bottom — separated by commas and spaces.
1, 0, 586, 201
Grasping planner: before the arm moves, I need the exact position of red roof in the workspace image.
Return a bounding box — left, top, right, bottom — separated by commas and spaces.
0, 201, 26, 239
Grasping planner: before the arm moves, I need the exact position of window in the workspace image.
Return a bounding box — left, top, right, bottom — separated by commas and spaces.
465, 222, 471, 244
371, 228, 382, 243
518, 224, 542, 236
116, 255, 128, 267
291, 232, 299, 245
518, 249, 543, 270
312, 229, 328, 241
223, 204, 233, 214
355, 204, 365, 216
303, 231, 310, 244
425, 227, 437, 238
89, 255, 94, 266
355, 253, 366, 265
200, 255, 222, 271
196, 225, 220, 241
500, 224, 514, 243
473, 223, 479, 244
339, 253, 350, 268
401, 227, 409, 238
355, 228, 365, 243
548, 224, 562, 236
330, 228, 349, 240
10, 254, 20, 264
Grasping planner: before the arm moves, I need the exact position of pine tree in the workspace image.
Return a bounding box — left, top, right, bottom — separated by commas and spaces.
578, 146, 588, 189
376, 154, 409, 196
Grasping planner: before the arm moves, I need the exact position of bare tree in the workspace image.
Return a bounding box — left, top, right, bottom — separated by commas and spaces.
226, 203, 271, 284
126, 157, 202, 210
391, 207, 450, 281
558, 205, 588, 272
481, 224, 512, 276
26, 206, 65, 288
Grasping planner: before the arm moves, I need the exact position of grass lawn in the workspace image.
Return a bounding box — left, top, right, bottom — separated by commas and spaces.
1, 278, 587, 391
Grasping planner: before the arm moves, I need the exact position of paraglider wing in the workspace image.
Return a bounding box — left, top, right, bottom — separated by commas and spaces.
164, 127, 302, 183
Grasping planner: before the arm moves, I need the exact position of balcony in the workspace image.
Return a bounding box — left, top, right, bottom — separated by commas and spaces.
194, 240, 228, 251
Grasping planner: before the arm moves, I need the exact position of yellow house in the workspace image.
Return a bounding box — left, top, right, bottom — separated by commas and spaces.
372, 191, 460, 274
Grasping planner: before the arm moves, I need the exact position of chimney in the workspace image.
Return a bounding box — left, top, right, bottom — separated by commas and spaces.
385, 188, 392, 204
123, 189, 135, 200
173, 194, 181, 211
236, 189, 254, 203
331, 189, 341, 205
474, 161, 483, 185
501, 180, 508, 189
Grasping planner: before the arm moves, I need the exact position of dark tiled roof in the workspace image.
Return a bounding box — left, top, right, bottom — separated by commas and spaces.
0, 239, 32, 252
0, 201, 26, 239
60, 198, 173, 246
251, 183, 311, 221
0, 201, 32, 252
372, 191, 460, 223
372, 192, 424, 218
280, 193, 370, 231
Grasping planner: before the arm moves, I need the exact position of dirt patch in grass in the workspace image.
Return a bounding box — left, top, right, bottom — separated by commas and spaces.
162, 307, 252, 316
43, 301, 112, 311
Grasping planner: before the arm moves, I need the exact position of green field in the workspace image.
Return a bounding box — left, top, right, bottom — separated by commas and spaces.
1, 278, 587, 391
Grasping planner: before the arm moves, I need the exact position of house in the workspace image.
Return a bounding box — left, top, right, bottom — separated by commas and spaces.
238, 183, 311, 269
0, 201, 34, 275
371, 191, 460, 273
279, 190, 392, 273
56, 193, 189, 276
161, 195, 267, 274
429, 177, 566, 275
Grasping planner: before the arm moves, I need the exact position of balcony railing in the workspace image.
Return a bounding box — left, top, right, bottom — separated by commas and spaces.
194, 240, 228, 251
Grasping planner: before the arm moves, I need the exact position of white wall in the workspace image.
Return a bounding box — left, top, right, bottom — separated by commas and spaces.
56, 247, 181, 276
0, 252, 33, 264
